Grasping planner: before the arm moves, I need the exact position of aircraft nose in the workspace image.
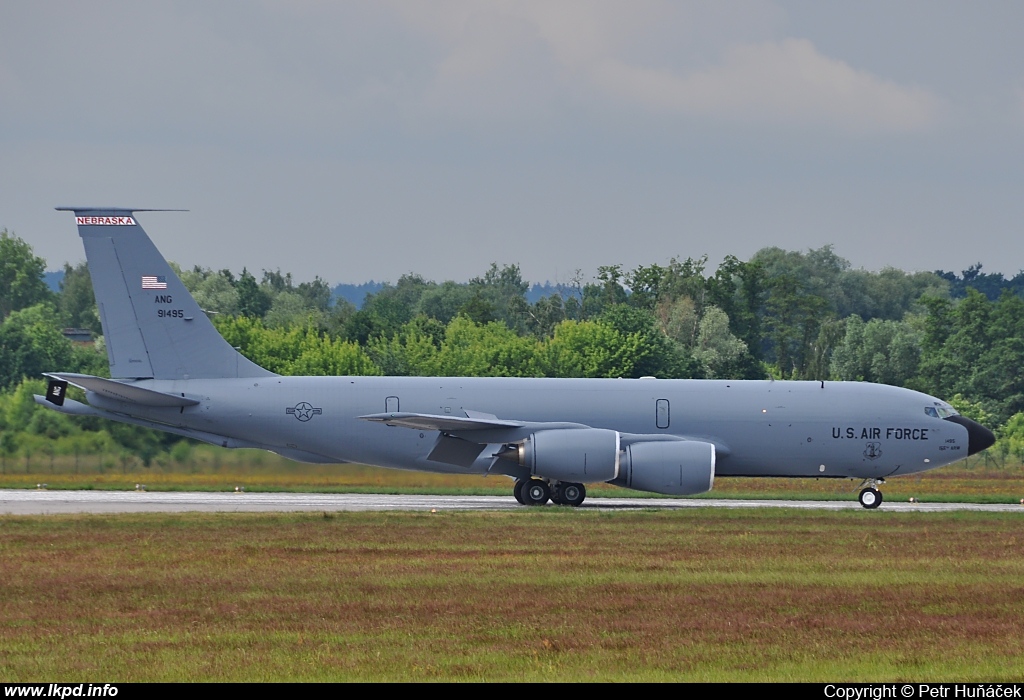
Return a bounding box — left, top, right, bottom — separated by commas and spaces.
944, 415, 996, 456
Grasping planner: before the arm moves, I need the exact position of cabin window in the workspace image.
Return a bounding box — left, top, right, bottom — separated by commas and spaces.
926, 405, 959, 419
656, 399, 670, 429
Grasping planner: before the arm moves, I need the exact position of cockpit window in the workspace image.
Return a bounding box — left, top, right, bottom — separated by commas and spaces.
926, 404, 959, 419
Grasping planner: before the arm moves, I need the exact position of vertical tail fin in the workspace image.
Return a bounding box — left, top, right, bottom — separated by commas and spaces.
58, 208, 275, 380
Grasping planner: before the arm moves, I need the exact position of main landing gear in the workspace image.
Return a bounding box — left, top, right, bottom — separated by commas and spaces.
857, 479, 885, 509
513, 479, 586, 507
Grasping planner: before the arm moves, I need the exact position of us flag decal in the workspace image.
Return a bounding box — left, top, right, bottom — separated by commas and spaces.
142, 276, 167, 289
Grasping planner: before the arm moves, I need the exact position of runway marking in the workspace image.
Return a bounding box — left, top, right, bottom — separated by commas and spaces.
1, 490, 1022, 515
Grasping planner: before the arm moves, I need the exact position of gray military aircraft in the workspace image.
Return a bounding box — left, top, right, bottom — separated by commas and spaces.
36, 208, 995, 509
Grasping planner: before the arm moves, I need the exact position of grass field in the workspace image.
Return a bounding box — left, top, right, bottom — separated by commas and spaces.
2, 449, 1022, 504
1, 508, 1023, 681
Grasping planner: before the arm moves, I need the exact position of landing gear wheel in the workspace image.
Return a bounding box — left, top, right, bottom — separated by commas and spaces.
859, 487, 883, 509
550, 484, 567, 505
560, 482, 586, 507
513, 479, 527, 505
522, 480, 550, 506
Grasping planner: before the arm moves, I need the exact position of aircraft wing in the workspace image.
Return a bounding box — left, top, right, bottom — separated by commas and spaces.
359, 411, 523, 432
359, 410, 597, 469
45, 373, 200, 408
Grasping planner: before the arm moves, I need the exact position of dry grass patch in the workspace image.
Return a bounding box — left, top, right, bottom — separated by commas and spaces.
1, 509, 1023, 681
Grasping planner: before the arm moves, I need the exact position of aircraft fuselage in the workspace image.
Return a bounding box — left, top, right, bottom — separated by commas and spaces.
90, 376, 971, 480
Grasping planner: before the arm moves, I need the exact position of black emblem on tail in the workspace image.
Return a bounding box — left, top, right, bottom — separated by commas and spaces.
46, 379, 68, 407
286, 402, 323, 422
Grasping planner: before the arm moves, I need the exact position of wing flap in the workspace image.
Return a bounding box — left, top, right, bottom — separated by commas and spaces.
426, 434, 489, 468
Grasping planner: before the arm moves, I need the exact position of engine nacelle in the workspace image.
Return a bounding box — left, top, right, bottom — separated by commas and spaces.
517, 428, 619, 483
616, 440, 716, 496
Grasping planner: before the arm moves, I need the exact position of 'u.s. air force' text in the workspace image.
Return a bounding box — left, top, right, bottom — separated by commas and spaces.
832, 427, 930, 440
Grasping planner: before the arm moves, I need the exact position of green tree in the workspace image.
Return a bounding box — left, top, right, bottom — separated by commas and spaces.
416, 281, 474, 325
265, 291, 319, 329
215, 315, 380, 376
535, 320, 641, 378
355, 274, 432, 339
0, 305, 75, 390
58, 262, 101, 334
600, 305, 697, 378
692, 306, 749, 379
830, 316, 922, 386
236, 268, 271, 318
4, 378, 47, 433
177, 265, 240, 316
706, 255, 765, 363
624, 263, 669, 311
522, 293, 567, 338
427, 316, 536, 377
458, 291, 497, 325
762, 273, 829, 377
658, 256, 709, 310
468, 263, 530, 331
297, 277, 333, 312
366, 316, 444, 376
996, 412, 1024, 463
0, 229, 54, 320
975, 293, 1024, 418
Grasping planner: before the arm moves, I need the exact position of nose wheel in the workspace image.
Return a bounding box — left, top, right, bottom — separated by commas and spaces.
857, 479, 885, 509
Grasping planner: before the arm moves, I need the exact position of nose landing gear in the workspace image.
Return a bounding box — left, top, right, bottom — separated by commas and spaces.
857, 479, 885, 509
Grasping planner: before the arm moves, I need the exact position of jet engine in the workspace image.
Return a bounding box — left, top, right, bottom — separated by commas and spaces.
514, 428, 619, 483
613, 440, 716, 495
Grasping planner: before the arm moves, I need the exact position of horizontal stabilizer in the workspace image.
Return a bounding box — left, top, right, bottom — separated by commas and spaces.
359, 411, 523, 432
45, 373, 200, 408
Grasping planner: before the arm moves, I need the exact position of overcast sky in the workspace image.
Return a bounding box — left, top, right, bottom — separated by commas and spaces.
2, 1, 1023, 286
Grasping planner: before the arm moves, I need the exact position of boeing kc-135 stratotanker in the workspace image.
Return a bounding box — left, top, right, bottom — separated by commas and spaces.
36, 209, 995, 508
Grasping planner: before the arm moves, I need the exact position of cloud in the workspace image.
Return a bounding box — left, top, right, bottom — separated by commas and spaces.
391, 2, 941, 134
0, 2, 943, 141
591, 39, 942, 133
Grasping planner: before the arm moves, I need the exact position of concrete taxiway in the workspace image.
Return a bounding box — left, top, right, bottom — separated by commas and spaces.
1, 489, 1022, 515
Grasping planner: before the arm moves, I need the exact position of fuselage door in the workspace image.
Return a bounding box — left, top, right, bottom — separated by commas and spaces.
656, 398, 670, 429
385, 396, 399, 413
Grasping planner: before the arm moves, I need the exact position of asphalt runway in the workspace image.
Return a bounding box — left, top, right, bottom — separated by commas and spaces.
1, 489, 1022, 515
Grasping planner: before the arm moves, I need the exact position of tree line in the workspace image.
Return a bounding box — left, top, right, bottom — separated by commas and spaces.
3, 225, 1024, 468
